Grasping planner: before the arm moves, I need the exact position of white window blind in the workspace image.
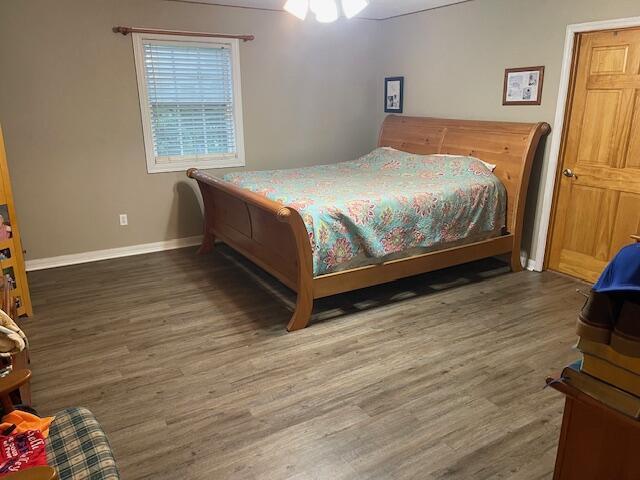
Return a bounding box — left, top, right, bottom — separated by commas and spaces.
133, 34, 245, 173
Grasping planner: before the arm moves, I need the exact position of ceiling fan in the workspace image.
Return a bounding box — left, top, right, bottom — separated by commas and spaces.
284, 0, 369, 23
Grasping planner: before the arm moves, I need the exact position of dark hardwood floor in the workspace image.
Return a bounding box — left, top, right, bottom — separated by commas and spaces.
24, 245, 586, 479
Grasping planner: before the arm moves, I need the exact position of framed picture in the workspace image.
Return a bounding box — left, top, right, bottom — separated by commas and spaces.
2, 267, 16, 291
385, 76, 404, 113
0, 205, 12, 240
503, 66, 544, 105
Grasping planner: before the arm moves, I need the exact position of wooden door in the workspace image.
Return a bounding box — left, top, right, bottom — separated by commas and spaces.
548, 28, 640, 282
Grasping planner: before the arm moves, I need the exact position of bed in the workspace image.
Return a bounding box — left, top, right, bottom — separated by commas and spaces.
188, 115, 550, 331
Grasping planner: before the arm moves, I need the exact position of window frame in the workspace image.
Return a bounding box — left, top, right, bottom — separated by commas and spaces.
132, 32, 246, 174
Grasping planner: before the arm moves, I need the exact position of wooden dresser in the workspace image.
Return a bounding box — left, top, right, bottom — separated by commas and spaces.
549, 379, 640, 479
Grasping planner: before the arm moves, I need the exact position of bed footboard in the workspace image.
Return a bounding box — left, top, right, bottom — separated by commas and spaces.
187, 169, 314, 331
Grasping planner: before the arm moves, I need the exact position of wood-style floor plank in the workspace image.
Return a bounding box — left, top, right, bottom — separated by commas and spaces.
24, 245, 586, 479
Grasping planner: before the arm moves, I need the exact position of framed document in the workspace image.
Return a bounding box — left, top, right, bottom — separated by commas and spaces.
384, 76, 404, 113
503, 66, 544, 105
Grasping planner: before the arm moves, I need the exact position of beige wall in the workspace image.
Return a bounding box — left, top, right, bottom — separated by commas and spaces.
3, 0, 640, 265
0, 0, 381, 260
378, 0, 640, 265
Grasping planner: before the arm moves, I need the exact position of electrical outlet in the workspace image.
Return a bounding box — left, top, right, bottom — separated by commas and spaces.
119, 214, 128, 226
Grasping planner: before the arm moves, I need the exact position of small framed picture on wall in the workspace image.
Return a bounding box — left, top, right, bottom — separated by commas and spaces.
384, 76, 404, 113
503, 66, 544, 105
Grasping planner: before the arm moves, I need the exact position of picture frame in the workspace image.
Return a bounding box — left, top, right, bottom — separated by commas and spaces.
2, 267, 16, 291
384, 76, 404, 113
0, 204, 12, 240
503, 66, 544, 106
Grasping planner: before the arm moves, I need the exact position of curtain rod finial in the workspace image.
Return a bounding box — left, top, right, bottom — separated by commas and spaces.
112, 26, 130, 35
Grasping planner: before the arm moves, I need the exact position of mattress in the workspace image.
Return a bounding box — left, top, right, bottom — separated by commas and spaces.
223, 148, 507, 276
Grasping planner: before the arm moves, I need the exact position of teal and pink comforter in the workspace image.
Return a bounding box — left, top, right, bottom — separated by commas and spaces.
223, 148, 506, 276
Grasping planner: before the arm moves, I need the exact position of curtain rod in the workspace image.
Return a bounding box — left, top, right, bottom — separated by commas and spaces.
112, 26, 254, 42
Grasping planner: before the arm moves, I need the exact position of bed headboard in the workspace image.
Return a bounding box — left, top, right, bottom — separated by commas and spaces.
378, 115, 550, 240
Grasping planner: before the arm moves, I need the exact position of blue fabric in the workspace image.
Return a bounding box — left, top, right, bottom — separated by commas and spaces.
593, 243, 640, 293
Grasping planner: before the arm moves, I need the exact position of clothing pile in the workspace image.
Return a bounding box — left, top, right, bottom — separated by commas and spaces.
578, 242, 640, 355
0, 410, 55, 476
561, 242, 640, 417
0, 309, 26, 358
0, 306, 55, 477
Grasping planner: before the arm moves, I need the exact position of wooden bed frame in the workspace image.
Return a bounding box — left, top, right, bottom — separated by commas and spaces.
188, 115, 551, 331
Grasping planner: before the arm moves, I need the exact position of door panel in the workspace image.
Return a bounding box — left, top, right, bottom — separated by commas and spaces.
589, 45, 629, 74
548, 28, 640, 283
626, 92, 640, 169
562, 185, 602, 255
576, 90, 620, 165
610, 193, 640, 255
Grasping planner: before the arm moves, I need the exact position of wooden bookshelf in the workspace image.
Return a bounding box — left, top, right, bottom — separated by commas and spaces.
0, 126, 32, 317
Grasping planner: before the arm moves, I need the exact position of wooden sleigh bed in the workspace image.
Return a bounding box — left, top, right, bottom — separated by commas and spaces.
188, 115, 550, 331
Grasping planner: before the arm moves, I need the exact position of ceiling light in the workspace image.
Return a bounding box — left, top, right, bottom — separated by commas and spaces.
283, 0, 369, 22
284, 0, 309, 20
309, 0, 339, 23
341, 0, 368, 18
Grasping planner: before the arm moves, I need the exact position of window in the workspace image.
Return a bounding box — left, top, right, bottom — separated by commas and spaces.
132, 33, 245, 173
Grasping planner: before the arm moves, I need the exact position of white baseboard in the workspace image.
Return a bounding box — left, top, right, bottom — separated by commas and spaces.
25, 235, 203, 272
25, 237, 544, 273
526, 259, 539, 272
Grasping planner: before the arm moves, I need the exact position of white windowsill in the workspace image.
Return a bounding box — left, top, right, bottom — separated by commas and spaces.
147, 156, 245, 174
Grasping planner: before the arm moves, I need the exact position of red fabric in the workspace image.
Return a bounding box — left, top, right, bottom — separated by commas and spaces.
0, 430, 47, 476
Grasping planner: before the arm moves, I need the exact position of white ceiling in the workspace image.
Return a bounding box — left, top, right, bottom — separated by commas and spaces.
174, 0, 472, 20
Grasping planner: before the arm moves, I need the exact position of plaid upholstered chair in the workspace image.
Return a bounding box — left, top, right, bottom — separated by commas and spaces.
0, 369, 120, 480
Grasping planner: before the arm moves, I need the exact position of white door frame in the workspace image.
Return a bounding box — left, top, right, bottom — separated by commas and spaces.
532, 15, 640, 272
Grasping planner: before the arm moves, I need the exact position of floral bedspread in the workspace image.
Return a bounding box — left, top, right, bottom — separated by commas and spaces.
223, 148, 506, 276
